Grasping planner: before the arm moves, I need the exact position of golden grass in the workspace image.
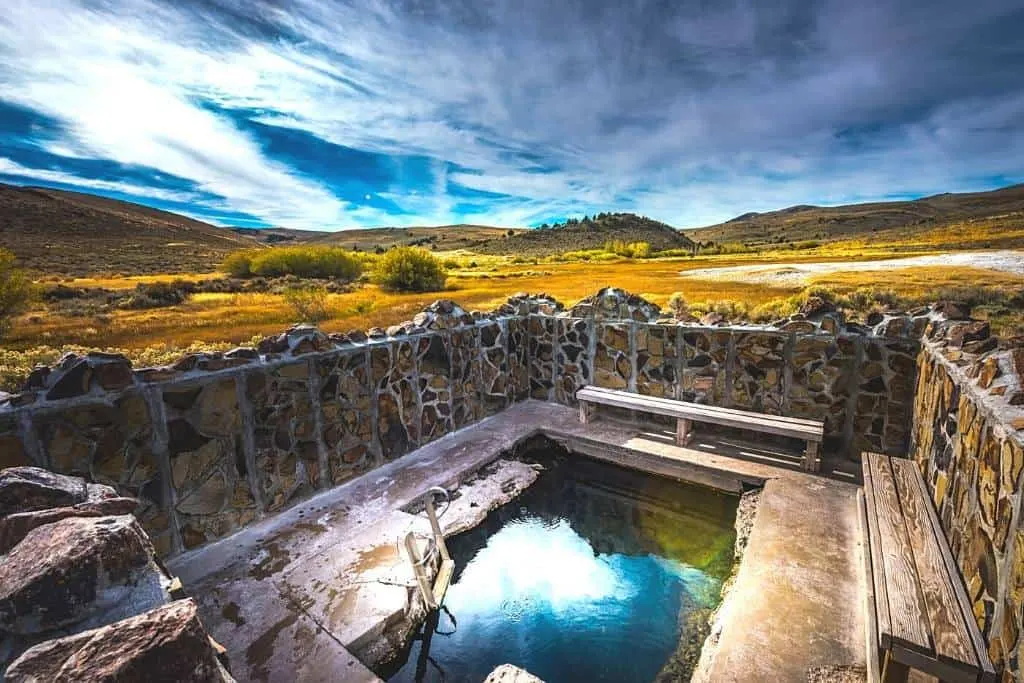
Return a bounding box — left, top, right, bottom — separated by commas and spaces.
3, 252, 1022, 391
12, 255, 1022, 352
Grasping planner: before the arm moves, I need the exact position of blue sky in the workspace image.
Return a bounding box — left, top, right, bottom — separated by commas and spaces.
0, 0, 1022, 231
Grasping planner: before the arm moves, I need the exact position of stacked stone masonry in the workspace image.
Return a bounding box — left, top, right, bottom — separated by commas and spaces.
1, 288, 927, 562
911, 316, 1024, 681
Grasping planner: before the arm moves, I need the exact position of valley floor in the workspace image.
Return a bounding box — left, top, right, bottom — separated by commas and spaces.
3, 247, 1023, 391
680, 249, 1024, 286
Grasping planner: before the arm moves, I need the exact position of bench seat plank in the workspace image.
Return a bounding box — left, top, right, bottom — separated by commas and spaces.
865, 454, 932, 653
580, 385, 825, 430
889, 458, 976, 669
576, 387, 823, 441
905, 460, 997, 683
862, 460, 893, 662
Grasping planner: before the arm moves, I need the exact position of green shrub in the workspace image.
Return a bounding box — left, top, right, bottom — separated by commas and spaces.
0, 249, 36, 339
602, 240, 653, 258
221, 250, 257, 278
221, 246, 363, 280
373, 247, 448, 292
751, 298, 798, 322
666, 292, 688, 319
283, 283, 330, 323
120, 282, 189, 309
698, 241, 757, 255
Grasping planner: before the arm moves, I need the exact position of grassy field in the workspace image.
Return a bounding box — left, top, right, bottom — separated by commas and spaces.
2, 226, 1022, 392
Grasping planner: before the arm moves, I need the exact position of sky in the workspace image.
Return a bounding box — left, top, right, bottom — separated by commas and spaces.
0, 0, 1022, 231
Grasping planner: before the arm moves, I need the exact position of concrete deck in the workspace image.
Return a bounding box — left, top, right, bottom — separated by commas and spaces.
169, 400, 865, 683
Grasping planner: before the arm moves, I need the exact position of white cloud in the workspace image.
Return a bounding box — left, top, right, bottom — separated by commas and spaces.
0, 0, 1021, 229
0, 157, 198, 205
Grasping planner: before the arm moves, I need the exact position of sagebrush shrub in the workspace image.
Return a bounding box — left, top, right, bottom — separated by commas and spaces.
221, 246, 363, 281
283, 284, 330, 323
374, 247, 447, 292
0, 249, 35, 339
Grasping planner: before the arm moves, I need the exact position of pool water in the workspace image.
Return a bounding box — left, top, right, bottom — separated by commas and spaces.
382, 453, 739, 683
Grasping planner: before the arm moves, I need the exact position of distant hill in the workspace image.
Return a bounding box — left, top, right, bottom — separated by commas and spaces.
0, 183, 257, 275
474, 213, 696, 256
229, 226, 328, 245
686, 184, 1024, 247
312, 225, 527, 252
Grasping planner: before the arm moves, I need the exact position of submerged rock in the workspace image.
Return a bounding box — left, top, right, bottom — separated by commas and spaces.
4, 599, 235, 683
484, 664, 545, 682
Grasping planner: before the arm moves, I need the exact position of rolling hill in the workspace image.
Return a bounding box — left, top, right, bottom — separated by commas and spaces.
686, 183, 1024, 247
473, 213, 696, 256
311, 225, 527, 252
0, 183, 257, 275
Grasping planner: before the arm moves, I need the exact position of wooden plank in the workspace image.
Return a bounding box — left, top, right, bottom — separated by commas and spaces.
575, 388, 823, 440
889, 458, 977, 671
585, 385, 823, 428
890, 645, 980, 683
676, 418, 691, 446
865, 454, 932, 654
405, 532, 436, 610
906, 459, 997, 683
804, 441, 820, 472
863, 458, 894, 653
578, 386, 825, 435
859, 489, 882, 683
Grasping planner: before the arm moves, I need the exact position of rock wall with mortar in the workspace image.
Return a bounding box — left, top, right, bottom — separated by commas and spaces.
911, 318, 1024, 679
0, 299, 539, 559
0, 288, 925, 557
536, 288, 920, 457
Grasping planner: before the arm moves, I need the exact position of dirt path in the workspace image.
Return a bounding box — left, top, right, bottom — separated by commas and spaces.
680, 250, 1024, 286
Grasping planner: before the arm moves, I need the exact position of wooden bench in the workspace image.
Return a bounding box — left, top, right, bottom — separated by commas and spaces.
574, 385, 825, 472
860, 452, 996, 683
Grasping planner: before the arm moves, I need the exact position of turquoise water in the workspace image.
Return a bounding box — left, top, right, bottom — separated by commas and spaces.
383, 453, 738, 683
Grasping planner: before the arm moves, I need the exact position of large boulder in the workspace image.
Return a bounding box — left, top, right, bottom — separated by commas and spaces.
0, 515, 170, 634
4, 599, 235, 682
0, 497, 138, 554
0, 467, 117, 517
798, 296, 835, 319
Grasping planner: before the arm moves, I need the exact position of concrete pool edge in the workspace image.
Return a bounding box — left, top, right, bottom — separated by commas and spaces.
168, 400, 864, 683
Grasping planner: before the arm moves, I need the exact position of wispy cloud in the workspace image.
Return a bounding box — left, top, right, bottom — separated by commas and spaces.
0, 0, 1021, 230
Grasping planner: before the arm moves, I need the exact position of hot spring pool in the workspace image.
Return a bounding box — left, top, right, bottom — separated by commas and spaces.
382, 453, 739, 683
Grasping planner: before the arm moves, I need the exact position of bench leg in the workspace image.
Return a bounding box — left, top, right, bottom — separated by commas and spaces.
804, 440, 820, 472
579, 401, 593, 424
880, 651, 909, 683
676, 418, 692, 447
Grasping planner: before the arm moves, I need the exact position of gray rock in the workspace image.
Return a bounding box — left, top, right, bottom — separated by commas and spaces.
0, 467, 117, 518
0, 515, 170, 634
5, 599, 234, 683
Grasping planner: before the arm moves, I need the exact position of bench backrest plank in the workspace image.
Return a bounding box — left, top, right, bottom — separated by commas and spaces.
890, 458, 976, 669
576, 387, 823, 441
865, 454, 932, 651
579, 385, 825, 429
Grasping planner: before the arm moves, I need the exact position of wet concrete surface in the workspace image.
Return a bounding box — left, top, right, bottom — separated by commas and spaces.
168, 400, 865, 683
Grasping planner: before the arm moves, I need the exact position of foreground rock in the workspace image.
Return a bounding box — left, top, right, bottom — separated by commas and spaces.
5, 599, 235, 682
0, 497, 138, 554
0, 467, 118, 517
0, 515, 171, 634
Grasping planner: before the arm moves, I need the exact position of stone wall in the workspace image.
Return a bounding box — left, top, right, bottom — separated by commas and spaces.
0, 288, 925, 558
0, 299, 536, 558
911, 318, 1024, 679
534, 288, 920, 457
